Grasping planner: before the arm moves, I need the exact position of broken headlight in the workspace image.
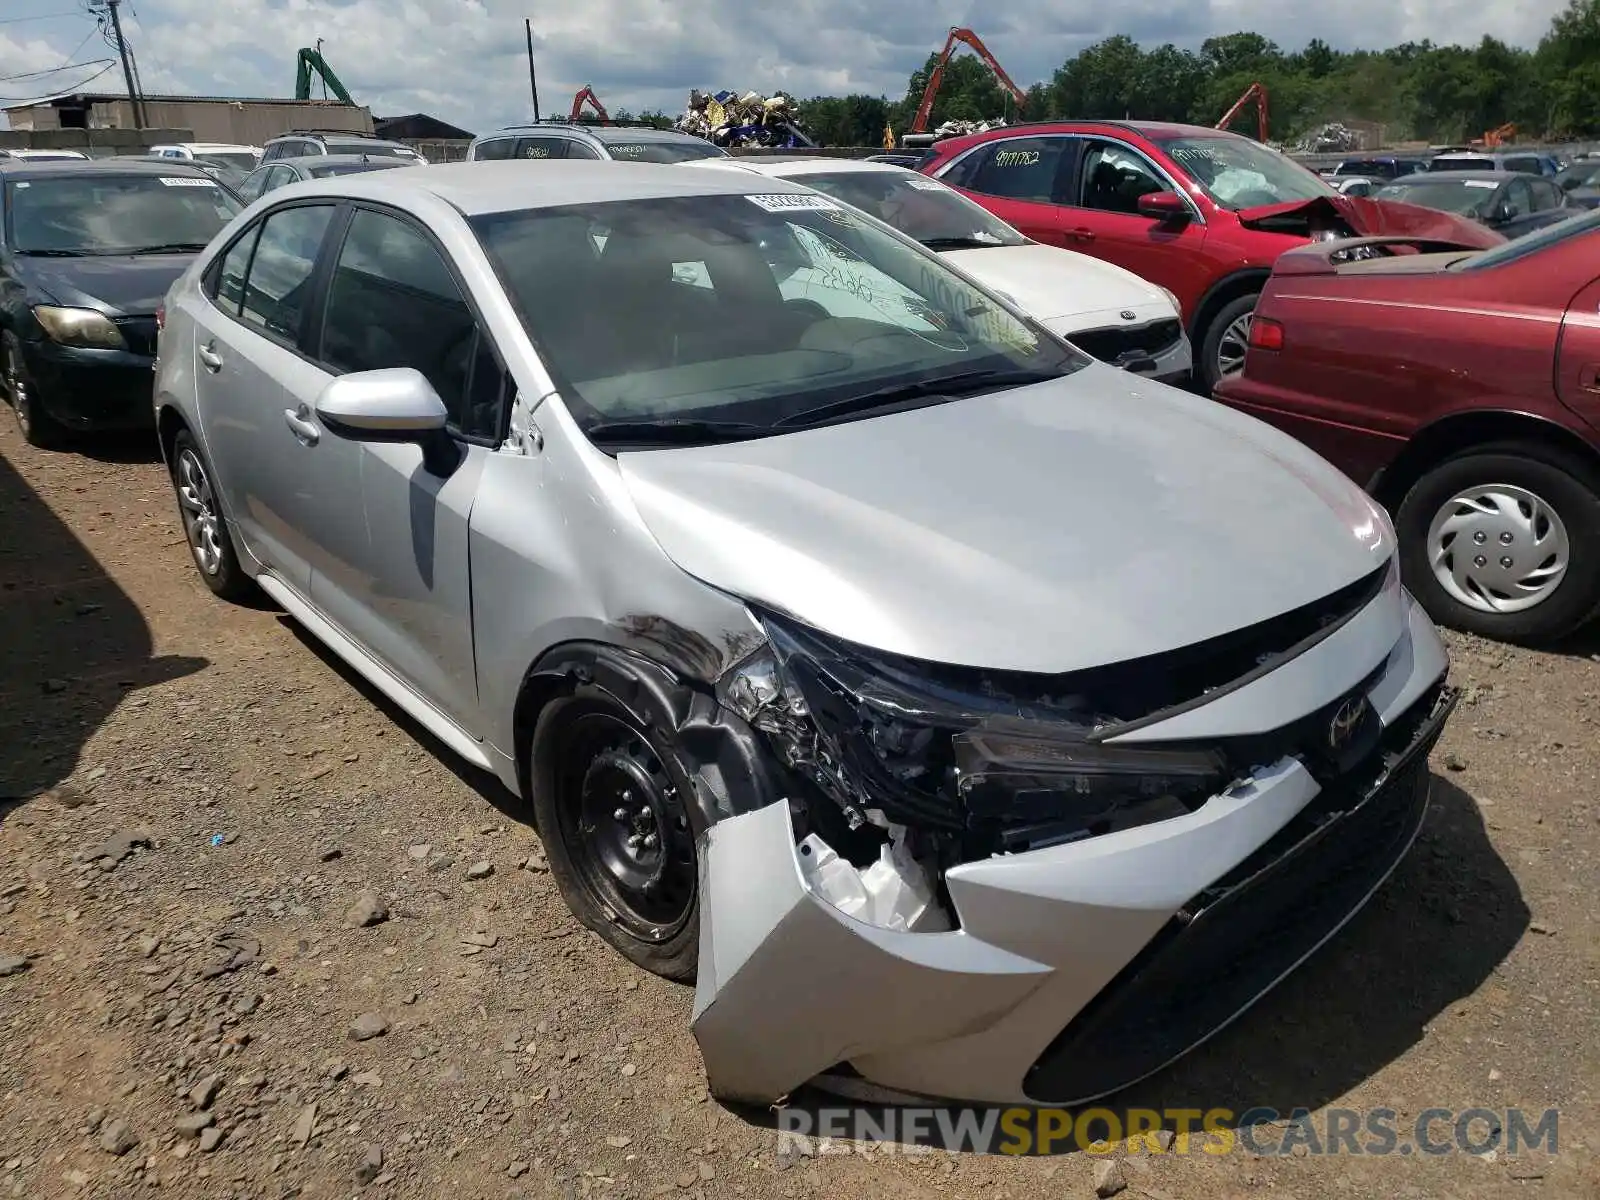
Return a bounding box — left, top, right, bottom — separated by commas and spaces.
719, 612, 1229, 861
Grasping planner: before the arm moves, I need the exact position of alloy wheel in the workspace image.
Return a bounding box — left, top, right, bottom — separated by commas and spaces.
1427, 482, 1570, 613
1215, 311, 1253, 380
175, 447, 226, 576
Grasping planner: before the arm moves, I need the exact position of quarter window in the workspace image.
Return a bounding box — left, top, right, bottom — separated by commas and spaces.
237, 204, 335, 343
513, 137, 569, 159
474, 137, 517, 161
212, 227, 259, 316
319, 209, 506, 440
950, 137, 1072, 203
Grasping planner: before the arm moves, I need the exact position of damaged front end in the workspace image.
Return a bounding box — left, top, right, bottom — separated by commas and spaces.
691, 575, 1453, 1105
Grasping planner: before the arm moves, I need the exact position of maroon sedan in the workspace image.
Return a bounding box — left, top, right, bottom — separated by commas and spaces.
1215, 211, 1600, 643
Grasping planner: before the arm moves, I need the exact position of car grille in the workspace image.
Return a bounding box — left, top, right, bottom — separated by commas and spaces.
1020, 682, 1456, 1104
114, 317, 158, 358
1068, 318, 1183, 366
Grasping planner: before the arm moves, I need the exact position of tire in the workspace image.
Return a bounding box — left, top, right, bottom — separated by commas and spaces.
1198, 293, 1259, 393
1395, 443, 1600, 643
530, 688, 701, 981
2, 330, 67, 449
168, 428, 254, 602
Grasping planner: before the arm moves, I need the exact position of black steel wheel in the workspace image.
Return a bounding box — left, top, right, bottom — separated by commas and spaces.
3, 330, 65, 449
531, 689, 700, 979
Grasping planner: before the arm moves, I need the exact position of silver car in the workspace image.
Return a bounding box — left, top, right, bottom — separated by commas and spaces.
154, 161, 1456, 1108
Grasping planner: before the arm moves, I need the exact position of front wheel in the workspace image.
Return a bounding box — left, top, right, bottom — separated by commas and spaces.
168, 429, 254, 601
1198, 293, 1258, 393
3, 331, 66, 449
1396, 445, 1600, 643
530, 689, 701, 981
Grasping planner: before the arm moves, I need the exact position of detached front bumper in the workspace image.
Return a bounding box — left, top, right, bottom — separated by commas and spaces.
692, 591, 1452, 1106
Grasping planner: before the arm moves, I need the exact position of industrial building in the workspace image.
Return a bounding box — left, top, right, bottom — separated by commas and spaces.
2, 93, 374, 144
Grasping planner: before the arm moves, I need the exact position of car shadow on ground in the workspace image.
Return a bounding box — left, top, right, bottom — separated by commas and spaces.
0, 450, 206, 818
67, 431, 165, 466
738, 776, 1527, 1153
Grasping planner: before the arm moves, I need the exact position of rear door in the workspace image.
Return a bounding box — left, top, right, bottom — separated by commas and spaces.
934, 135, 1078, 248
192, 201, 341, 596
1061, 136, 1207, 292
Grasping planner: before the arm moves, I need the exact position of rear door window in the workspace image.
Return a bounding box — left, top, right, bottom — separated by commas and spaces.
512, 137, 570, 160
237, 204, 337, 344
474, 137, 517, 161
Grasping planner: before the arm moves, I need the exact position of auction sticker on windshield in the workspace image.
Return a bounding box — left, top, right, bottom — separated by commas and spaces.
906, 180, 945, 190
746, 193, 843, 212
158, 177, 218, 187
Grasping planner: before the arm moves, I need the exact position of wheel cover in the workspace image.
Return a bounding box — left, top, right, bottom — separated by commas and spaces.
1215, 310, 1253, 380
175, 448, 225, 576
557, 711, 696, 942
4, 347, 31, 437
1427, 482, 1570, 614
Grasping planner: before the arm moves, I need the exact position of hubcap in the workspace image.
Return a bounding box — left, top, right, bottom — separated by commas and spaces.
559, 713, 695, 942
175, 448, 225, 576
1215, 311, 1253, 380
1428, 483, 1569, 614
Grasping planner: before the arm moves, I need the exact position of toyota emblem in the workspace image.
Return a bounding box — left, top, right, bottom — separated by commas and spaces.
1327, 696, 1369, 752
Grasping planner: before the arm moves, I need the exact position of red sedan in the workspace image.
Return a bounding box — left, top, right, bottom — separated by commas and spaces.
918, 122, 1503, 389
1214, 212, 1600, 643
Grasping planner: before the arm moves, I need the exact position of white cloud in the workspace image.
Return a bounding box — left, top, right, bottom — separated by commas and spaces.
1, 0, 1575, 134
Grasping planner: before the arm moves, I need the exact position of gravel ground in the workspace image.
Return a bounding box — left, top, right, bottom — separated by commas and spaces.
1, 424, 1596, 1200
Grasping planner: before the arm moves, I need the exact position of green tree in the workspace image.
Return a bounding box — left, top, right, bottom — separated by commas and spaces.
1539, 0, 1600, 133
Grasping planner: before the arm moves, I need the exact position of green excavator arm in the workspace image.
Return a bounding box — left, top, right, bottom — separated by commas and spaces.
294, 47, 354, 104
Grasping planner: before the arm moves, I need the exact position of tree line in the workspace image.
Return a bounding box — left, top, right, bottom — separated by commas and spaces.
785, 0, 1600, 147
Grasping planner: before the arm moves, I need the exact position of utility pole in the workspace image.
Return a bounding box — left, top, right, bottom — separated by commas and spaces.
524, 18, 540, 123
102, 0, 145, 129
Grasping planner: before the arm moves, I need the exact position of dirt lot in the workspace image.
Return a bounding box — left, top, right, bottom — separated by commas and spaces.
0, 423, 1596, 1200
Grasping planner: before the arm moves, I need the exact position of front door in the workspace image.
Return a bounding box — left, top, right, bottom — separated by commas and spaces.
1061, 138, 1208, 294
194, 202, 340, 596
300, 205, 502, 728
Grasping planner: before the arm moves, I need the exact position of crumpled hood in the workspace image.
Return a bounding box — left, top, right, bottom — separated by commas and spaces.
1235, 194, 1505, 249
11, 254, 194, 317
938, 244, 1173, 328
617, 367, 1392, 674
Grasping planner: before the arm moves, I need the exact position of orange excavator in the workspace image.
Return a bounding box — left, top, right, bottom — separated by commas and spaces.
1482, 123, 1517, 148
1216, 81, 1269, 142
910, 27, 1027, 134
570, 85, 610, 124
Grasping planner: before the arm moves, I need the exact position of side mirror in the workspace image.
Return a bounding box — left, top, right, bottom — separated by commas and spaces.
1488, 201, 1513, 224
315, 367, 459, 472
1137, 191, 1189, 221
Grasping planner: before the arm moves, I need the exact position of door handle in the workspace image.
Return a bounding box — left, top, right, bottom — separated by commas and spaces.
198, 342, 223, 373
1580, 364, 1600, 393
283, 407, 320, 446
1068, 227, 1096, 243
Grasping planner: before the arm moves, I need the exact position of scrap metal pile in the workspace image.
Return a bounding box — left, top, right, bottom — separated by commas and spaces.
931, 117, 1009, 140
675, 90, 817, 148
1294, 122, 1362, 153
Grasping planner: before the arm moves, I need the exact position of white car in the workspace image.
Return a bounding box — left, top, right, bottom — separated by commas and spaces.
149, 143, 262, 173
686, 156, 1191, 382
0, 148, 89, 161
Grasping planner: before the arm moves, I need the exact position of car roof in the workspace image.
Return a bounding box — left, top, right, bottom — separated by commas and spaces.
479, 125, 710, 145
282, 159, 817, 216
0, 157, 211, 180
270, 153, 413, 169
709, 157, 906, 178
1393, 170, 1515, 182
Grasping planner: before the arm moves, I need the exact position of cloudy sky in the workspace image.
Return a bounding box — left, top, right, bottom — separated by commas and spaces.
0, 0, 1573, 134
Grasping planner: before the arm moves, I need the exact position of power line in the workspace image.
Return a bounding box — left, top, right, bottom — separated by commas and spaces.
0, 57, 113, 83
0, 60, 115, 102
0, 11, 82, 23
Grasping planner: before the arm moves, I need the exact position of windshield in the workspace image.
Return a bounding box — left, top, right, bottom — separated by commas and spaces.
1155, 135, 1334, 209
1373, 178, 1495, 216
1557, 162, 1600, 190
594, 139, 726, 163
471, 192, 1083, 443
789, 170, 1026, 248
4, 174, 241, 255
1455, 208, 1600, 271
1430, 156, 1494, 172
196, 151, 256, 170
328, 142, 419, 160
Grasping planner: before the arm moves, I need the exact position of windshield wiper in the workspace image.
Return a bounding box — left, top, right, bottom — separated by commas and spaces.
920, 236, 1006, 250
583, 418, 768, 446
774, 368, 1058, 429
16, 248, 92, 257
123, 242, 210, 255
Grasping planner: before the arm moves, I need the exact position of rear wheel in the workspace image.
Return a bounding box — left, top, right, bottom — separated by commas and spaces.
2, 331, 66, 449
168, 429, 253, 601
1198, 293, 1258, 392
1396, 444, 1600, 643
530, 688, 701, 981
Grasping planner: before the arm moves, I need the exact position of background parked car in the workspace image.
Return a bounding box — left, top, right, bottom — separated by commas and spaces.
1214, 211, 1600, 643
1555, 159, 1600, 209
149, 142, 261, 172
235, 154, 417, 203
259, 130, 425, 165
0, 148, 88, 162
917, 121, 1503, 388
1333, 176, 1378, 197
467, 124, 730, 163
1428, 150, 1551, 175
0, 159, 241, 447
1373, 171, 1573, 239
1328, 156, 1428, 181
686, 156, 1191, 381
